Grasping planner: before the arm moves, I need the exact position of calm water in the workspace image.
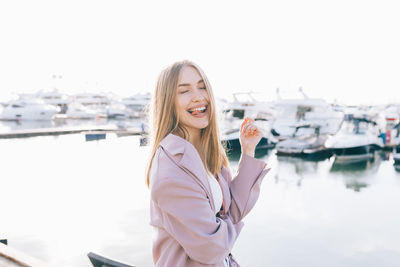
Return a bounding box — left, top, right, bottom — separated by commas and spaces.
1, 130, 400, 267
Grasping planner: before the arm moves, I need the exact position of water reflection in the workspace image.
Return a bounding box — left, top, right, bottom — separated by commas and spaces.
0, 119, 56, 131
330, 152, 381, 173
344, 178, 369, 192
328, 152, 384, 192
274, 155, 328, 187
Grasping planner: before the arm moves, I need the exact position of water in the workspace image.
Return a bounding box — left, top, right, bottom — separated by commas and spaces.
1, 132, 400, 267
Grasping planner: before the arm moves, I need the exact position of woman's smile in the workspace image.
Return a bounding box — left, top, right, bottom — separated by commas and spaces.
187, 104, 208, 117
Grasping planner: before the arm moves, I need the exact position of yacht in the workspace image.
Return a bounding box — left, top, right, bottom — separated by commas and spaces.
220, 92, 277, 150
35, 89, 71, 113
276, 124, 332, 159
271, 88, 344, 140
72, 92, 111, 107
121, 92, 151, 118
0, 98, 59, 121
62, 102, 106, 119
105, 103, 129, 119
325, 117, 384, 163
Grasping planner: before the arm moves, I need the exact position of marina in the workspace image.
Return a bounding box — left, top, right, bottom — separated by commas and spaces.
2, 0, 400, 265
0, 126, 144, 139
1, 90, 400, 267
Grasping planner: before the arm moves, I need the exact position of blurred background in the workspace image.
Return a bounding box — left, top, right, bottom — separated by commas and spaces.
1, 1, 400, 267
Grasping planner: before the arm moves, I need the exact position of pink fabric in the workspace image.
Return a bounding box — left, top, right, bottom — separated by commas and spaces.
149, 133, 270, 266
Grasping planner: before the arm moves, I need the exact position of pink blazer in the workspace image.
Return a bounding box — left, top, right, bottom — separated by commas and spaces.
149, 133, 270, 266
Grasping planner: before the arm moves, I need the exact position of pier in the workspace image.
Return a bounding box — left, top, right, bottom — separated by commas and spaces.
0, 126, 146, 139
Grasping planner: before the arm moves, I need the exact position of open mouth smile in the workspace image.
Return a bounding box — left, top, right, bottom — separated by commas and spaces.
187, 105, 208, 115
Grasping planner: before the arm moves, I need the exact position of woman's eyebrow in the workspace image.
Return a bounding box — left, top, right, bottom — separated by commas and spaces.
178, 80, 204, 87
178, 83, 191, 87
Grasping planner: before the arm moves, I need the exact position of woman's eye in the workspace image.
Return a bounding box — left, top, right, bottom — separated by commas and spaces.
179, 90, 188, 94
200, 87, 207, 90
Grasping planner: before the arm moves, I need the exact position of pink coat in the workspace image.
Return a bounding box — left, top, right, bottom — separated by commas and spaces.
149, 133, 270, 266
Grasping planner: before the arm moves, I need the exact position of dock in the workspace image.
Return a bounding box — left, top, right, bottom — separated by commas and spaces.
0, 126, 146, 139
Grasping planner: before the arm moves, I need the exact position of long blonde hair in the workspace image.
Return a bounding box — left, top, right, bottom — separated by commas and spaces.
145, 60, 229, 187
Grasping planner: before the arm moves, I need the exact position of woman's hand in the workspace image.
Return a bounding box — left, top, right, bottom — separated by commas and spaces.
239, 117, 263, 157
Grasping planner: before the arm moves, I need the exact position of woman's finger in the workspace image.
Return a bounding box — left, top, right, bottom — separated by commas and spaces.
249, 125, 261, 137
242, 123, 253, 135
241, 117, 255, 132
241, 118, 253, 131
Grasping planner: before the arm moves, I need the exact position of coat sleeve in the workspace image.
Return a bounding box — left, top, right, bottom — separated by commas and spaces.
151, 174, 244, 265
227, 153, 270, 224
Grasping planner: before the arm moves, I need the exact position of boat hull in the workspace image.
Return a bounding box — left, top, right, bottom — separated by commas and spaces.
224, 137, 275, 151
276, 147, 333, 160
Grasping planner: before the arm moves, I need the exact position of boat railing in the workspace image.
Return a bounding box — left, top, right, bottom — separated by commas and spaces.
88, 252, 135, 267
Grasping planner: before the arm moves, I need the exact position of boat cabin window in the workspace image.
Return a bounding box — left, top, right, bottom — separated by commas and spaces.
232, 109, 245, 119
296, 105, 312, 121
11, 104, 23, 108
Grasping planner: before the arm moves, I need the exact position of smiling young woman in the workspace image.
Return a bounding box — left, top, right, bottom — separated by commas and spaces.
145, 60, 270, 267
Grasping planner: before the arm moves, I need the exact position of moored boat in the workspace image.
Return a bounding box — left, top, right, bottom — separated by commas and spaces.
0, 98, 59, 121
221, 92, 277, 151
326, 117, 383, 163
276, 124, 332, 159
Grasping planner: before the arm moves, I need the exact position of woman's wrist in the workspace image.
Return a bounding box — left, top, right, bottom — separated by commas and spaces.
242, 149, 255, 158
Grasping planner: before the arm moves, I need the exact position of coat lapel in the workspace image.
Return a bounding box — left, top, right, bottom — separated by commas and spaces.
160, 133, 215, 210
216, 172, 232, 211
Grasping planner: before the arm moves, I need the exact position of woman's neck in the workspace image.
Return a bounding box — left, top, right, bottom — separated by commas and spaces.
187, 129, 201, 152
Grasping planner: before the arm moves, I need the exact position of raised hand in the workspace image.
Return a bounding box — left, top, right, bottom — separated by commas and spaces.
239, 117, 263, 157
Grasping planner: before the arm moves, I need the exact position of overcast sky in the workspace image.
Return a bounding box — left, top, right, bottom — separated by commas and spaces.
1, 0, 399, 105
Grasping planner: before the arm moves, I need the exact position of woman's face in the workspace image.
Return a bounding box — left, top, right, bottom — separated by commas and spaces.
175, 66, 210, 135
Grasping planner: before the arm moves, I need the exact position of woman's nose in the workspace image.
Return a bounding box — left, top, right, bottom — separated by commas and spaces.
192, 88, 205, 101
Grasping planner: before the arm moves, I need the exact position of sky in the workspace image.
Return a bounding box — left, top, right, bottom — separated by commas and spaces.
1, 0, 399, 105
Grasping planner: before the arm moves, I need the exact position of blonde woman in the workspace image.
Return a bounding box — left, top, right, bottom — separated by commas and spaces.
146, 60, 270, 267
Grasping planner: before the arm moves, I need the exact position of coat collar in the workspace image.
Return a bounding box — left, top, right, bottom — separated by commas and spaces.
159, 133, 231, 213
159, 133, 212, 195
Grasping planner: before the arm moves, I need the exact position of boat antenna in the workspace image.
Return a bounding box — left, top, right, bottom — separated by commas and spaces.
299, 87, 309, 99
276, 88, 281, 100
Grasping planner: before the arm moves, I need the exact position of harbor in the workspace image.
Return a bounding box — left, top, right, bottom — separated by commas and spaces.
2, 0, 400, 265
1, 89, 400, 267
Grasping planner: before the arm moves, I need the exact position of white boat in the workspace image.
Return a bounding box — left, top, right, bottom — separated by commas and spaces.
105, 102, 130, 119
35, 89, 72, 113
35, 89, 72, 106
220, 92, 277, 150
121, 92, 151, 118
72, 92, 111, 107
325, 118, 384, 163
271, 88, 344, 140
276, 124, 332, 159
0, 98, 59, 121
62, 102, 106, 119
